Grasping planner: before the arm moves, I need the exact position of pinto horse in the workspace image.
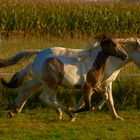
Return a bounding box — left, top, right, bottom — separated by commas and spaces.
0, 35, 128, 120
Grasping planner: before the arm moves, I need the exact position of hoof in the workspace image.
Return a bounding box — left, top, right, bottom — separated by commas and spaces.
91, 106, 95, 111
69, 112, 76, 122
117, 116, 124, 121
113, 115, 124, 121
69, 116, 76, 122
56, 108, 63, 120
58, 115, 63, 120
67, 107, 76, 120
8, 112, 14, 118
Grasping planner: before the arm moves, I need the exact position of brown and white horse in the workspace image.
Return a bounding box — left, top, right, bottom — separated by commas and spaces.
0, 35, 128, 120
74, 39, 122, 113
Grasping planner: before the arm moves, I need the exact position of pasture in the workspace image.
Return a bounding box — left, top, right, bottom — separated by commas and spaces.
0, 1, 140, 139
0, 108, 140, 140
0, 37, 140, 140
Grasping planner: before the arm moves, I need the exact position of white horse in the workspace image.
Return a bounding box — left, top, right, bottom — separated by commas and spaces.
1, 37, 140, 120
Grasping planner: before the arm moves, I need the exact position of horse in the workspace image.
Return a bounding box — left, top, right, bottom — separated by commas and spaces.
1, 38, 140, 121
0, 35, 128, 120
74, 40, 121, 113
94, 38, 140, 111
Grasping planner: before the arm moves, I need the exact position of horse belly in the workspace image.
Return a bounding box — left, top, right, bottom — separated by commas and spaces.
61, 65, 82, 88
102, 70, 120, 86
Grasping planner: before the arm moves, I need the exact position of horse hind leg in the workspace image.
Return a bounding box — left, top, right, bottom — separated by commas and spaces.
39, 87, 62, 120
48, 90, 63, 120
9, 80, 42, 118
39, 87, 74, 120
56, 108, 63, 120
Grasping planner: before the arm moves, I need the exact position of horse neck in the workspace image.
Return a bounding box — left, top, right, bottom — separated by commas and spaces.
104, 46, 130, 79
92, 51, 109, 71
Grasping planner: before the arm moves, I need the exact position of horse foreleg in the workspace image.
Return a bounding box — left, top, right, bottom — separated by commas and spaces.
75, 86, 93, 113
105, 83, 124, 120
84, 87, 93, 111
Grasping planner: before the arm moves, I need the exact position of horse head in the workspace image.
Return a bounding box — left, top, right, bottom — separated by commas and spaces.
94, 34, 128, 61
121, 38, 140, 68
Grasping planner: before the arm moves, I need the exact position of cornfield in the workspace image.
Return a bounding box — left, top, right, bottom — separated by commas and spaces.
0, 0, 140, 38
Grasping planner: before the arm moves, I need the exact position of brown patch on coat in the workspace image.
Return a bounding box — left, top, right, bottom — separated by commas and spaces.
41, 58, 64, 89
86, 51, 108, 90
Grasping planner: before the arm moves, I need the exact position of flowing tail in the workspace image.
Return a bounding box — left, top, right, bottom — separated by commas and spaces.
0, 50, 41, 68
1, 63, 33, 88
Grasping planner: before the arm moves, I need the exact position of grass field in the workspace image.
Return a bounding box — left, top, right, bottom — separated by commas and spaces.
0, 108, 140, 140
0, 1, 140, 139
0, 37, 140, 140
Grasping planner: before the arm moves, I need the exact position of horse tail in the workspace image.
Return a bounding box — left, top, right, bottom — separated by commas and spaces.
1, 63, 33, 88
0, 50, 41, 68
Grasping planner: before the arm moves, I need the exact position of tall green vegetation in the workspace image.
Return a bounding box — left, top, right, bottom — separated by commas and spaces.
0, 0, 140, 38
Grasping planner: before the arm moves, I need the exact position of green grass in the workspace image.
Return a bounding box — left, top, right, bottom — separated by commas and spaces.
0, 108, 140, 140
0, 1, 140, 139
0, 37, 139, 140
